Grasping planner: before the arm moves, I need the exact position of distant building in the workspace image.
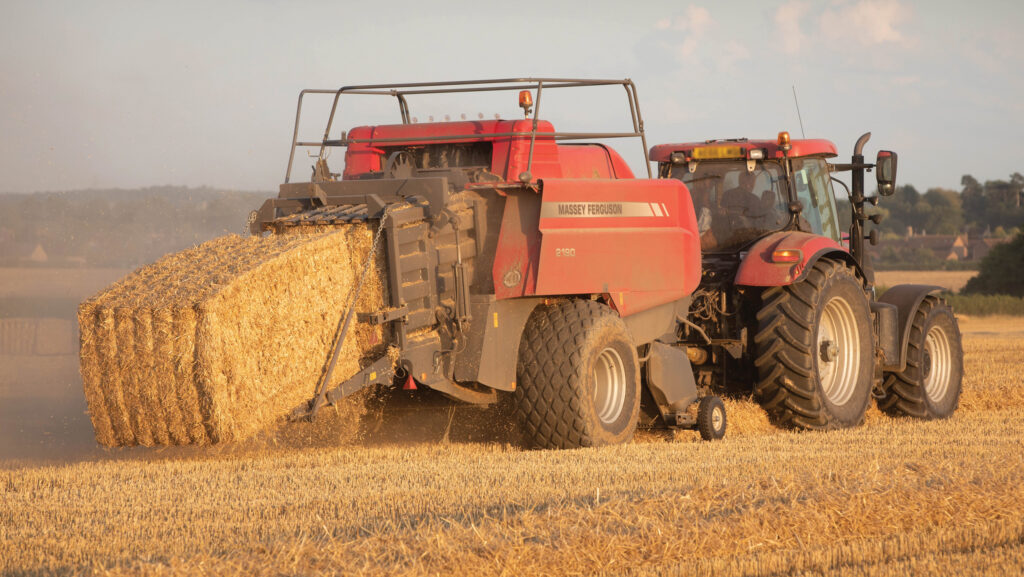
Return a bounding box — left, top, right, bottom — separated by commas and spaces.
900, 233, 968, 261
28, 244, 48, 263
968, 237, 1008, 261
871, 229, 1012, 267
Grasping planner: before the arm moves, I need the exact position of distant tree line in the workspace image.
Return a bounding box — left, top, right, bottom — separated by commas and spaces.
837, 173, 1024, 238
0, 187, 267, 268
2, 172, 1022, 271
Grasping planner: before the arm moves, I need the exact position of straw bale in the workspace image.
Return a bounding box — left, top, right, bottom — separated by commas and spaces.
134, 309, 172, 445
114, 307, 155, 446
171, 308, 207, 443
151, 307, 189, 444
77, 303, 116, 446
78, 225, 383, 446
96, 306, 135, 446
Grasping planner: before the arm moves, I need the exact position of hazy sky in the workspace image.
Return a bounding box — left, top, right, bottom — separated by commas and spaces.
2, 0, 1022, 193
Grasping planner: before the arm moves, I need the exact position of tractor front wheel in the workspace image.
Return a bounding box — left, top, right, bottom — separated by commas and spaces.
515, 299, 640, 449
878, 296, 963, 419
753, 260, 874, 429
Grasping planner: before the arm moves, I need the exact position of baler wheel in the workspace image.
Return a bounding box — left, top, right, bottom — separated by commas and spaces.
878, 296, 963, 419
515, 299, 640, 449
753, 260, 874, 429
696, 395, 727, 441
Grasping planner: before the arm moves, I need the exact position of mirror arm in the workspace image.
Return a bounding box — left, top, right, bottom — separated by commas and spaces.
830, 177, 850, 197
832, 162, 874, 172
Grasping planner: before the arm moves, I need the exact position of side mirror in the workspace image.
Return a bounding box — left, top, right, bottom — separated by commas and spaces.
876, 150, 897, 195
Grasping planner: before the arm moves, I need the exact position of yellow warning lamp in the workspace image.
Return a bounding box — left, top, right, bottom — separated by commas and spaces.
771, 248, 802, 263
519, 90, 534, 117
777, 131, 792, 152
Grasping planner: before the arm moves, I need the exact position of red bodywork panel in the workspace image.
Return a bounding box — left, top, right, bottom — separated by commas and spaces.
344, 119, 573, 181
650, 138, 838, 162
494, 179, 701, 316
338, 118, 696, 317
558, 144, 635, 179
343, 120, 636, 181
734, 231, 850, 286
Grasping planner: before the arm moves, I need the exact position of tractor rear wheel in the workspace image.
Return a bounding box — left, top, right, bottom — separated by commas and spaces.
515, 299, 640, 449
753, 260, 874, 429
878, 296, 963, 419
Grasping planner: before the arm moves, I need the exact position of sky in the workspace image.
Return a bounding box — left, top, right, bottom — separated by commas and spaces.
1, 0, 1022, 194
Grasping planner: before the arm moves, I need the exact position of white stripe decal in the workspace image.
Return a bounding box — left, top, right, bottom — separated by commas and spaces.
539, 201, 666, 218
661, 203, 670, 217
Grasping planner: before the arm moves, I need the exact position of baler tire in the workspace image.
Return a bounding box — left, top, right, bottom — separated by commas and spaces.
515, 299, 640, 449
696, 395, 727, 441
753, 260, 874, 430
878, 296, 963, 419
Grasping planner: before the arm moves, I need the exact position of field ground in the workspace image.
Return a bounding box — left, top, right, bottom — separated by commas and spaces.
874, 269, 976, 293
1, 316, 1022, 575
0, 268, 130, 301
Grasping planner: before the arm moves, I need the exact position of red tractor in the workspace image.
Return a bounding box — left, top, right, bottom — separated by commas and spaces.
650, 133, 963, 429
251, 78, 961, 449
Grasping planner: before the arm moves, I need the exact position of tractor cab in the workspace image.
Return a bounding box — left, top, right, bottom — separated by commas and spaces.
651, 135, 842, 252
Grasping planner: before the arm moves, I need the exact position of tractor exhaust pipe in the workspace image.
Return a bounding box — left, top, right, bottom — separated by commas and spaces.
854, 132, 871, 156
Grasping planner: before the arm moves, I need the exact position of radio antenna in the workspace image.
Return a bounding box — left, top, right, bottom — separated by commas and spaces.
792, 85, 806, 138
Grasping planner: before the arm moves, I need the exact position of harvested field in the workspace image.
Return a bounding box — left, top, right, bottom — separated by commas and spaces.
2, 329, 1022, 576
77, 227, 383, 447
0, 268, 131, 301
874, 269, 976, 292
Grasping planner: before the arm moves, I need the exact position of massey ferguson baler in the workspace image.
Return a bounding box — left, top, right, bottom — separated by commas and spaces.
250, 78, 722, 448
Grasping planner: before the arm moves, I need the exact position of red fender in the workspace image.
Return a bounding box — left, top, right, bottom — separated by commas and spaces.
734, 231, 857, 287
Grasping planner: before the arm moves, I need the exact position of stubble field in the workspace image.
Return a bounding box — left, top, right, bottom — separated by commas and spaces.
874, 270, 976, 292
1, 318, 1022, 576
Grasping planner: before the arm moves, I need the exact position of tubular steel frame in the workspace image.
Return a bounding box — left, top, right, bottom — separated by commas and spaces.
284, 77, 652, 183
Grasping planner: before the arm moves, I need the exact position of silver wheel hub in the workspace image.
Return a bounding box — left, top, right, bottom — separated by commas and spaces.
923, 324, 952, 402
593, 347, 627, 424
817, 296, 861, 406
712, 406, 724, 431
820, 340, 838, 363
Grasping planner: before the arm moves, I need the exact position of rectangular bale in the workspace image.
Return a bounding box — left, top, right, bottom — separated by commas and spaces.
78, 226, 383, 446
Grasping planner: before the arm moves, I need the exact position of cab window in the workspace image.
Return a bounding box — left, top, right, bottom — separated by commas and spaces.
791, 157, 840, 241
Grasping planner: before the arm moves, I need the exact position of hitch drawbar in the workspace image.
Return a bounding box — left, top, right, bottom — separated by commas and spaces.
291, 355, 397, 422
292, 207, 395, 422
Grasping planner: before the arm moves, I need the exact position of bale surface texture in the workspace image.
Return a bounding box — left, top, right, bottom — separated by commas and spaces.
78, 227, 383, 446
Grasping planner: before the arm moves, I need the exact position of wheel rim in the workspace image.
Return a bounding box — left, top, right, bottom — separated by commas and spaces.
712, 406, 724, 432
593, 347, 627, 424
923, 324, 953, 402
817, 296, 861, 406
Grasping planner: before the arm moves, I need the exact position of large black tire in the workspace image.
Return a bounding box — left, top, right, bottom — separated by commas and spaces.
515, 300, 640, 449
878, 296, 963, 419
753, 260, 874, 429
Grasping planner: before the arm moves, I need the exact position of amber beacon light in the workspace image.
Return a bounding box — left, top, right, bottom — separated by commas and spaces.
777, 131, 791, 151
519, 90, 533, 117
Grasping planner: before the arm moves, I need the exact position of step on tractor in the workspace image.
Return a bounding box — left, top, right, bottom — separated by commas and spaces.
250, 78, 962, 449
